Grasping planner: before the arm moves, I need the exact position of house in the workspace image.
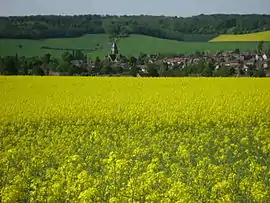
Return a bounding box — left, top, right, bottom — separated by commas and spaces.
71, 60, 84, 67
243, 65, 249, 72
164, 57, 185, 66
49, 71, 69, 76
256, 54, 259, 60
225, 60, 241, 68
141, 67, 147, 73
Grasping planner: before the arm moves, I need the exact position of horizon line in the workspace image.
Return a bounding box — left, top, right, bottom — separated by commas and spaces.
1, 12, 270, 18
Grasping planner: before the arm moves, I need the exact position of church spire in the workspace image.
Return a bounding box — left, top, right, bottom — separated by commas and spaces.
108, 38, 119, 62
111, 40, 118, 55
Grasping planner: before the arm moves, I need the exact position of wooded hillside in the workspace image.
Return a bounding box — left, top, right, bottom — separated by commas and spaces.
0, 14, 269, 41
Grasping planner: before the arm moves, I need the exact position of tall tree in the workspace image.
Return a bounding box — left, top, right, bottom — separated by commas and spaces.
147, 63, 159, 77
61, 52, 73, 63
94, 57, 101, 74
257, 41, 264, 53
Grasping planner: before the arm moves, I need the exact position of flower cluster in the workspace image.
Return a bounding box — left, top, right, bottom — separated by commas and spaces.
1, 76, 270, 202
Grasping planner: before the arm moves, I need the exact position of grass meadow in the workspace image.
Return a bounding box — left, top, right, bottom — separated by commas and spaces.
0, 34, 268, 58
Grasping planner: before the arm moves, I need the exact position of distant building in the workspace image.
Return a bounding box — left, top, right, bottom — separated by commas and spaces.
71, 60, 84, 67
111, 41, 118, 55
49, 71, 69, 76
108, 40, 120, 62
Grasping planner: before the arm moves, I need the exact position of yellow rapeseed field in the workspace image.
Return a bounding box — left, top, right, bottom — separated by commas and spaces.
1, 76, 270, 202
209, 31, 270, 42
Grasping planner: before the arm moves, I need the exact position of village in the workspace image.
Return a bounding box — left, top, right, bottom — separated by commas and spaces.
1, 38, 269, 77
67, 40, 270, 77
2, 40, 268, 77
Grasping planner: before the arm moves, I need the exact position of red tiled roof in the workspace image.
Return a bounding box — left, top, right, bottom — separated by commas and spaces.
166, 58, 185, 63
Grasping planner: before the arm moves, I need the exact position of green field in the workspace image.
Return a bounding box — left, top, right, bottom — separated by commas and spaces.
0, 34, 269, 58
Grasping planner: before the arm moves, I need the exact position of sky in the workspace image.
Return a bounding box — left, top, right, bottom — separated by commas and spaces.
1, 0, 270, 17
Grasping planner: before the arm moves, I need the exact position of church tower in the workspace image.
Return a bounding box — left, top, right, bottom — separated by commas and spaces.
111, 41, 118, 55
108, 39, 119, 62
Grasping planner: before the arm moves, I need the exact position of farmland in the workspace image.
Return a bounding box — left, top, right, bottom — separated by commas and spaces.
210, 31, 270, 42
1, 76, 270, 202
0, 34, 269, 58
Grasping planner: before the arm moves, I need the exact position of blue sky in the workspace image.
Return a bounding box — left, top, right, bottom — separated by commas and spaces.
1, 0, 270, 17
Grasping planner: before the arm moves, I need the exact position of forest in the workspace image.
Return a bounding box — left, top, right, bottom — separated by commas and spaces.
0, 14, 269, 41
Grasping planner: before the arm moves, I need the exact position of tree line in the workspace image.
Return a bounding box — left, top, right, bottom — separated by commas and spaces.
0, 51, 268, 77
0, 50, 88, 76
0, 14, 269, 41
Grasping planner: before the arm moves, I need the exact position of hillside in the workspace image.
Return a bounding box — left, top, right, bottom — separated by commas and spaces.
0, 34, 110, 58
210, 31, 270, 42
0, 34, 269, 58
0, 14, 269, 41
